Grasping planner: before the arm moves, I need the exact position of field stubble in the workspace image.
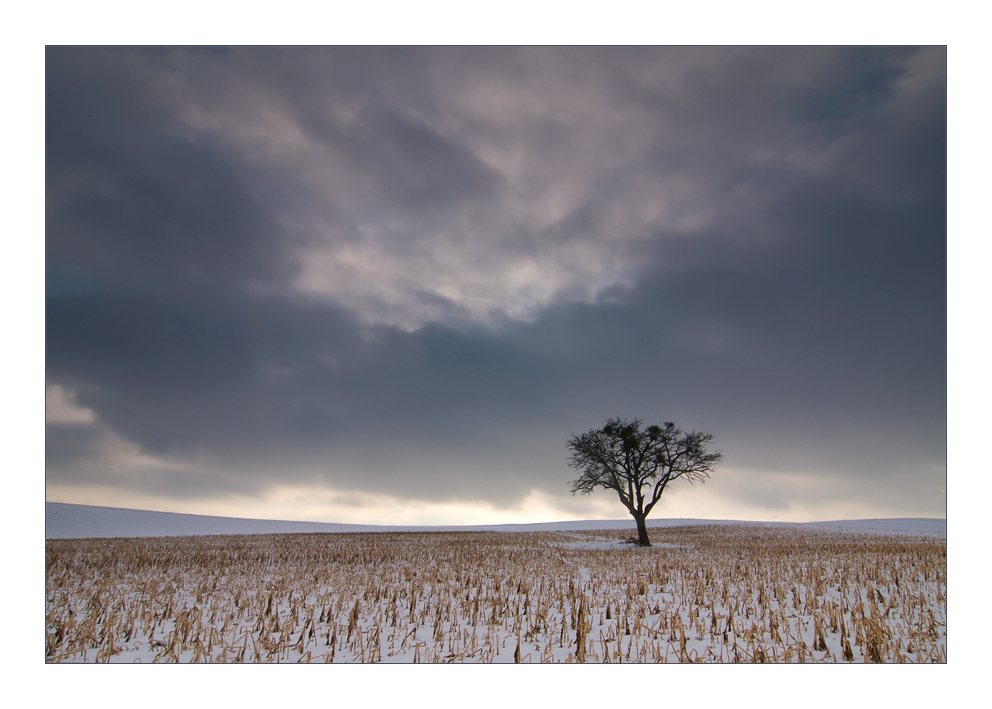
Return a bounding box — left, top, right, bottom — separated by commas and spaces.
46, 525, 946, 663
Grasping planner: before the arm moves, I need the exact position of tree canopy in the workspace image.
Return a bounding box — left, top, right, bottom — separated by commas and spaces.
567, 417, 722, 546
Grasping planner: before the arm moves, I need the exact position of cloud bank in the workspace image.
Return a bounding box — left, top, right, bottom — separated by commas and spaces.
46, 47, 945, 523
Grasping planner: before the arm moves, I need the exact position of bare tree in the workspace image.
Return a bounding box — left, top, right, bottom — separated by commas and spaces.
567, 417, 722, 546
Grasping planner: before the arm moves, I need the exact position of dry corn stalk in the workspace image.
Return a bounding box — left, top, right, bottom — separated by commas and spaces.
46, 525, 945, 663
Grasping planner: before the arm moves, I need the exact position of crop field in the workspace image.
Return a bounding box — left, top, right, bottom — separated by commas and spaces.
45, 525, 946, 663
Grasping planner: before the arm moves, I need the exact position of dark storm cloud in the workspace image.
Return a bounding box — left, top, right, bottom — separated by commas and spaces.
46, 50, 302, 295
47, 287, 563, 501
46, 47, 945, 517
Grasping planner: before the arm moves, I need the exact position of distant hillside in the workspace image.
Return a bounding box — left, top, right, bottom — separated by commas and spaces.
45, 502, 946, 540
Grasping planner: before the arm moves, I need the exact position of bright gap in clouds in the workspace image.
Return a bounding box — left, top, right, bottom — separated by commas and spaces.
44, 484, 620, 526
45, 386, 938, 525
46, 470, 925, 527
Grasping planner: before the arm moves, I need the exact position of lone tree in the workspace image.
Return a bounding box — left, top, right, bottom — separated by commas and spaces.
567, 417, 722, 547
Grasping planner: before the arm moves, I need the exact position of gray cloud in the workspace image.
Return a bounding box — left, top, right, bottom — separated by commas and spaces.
46, 47, 945, 519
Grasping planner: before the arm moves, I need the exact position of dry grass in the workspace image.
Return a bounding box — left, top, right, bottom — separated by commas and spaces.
45, 525, 946, 663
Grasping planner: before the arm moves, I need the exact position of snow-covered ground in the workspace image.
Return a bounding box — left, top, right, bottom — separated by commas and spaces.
46, 503, 946, 664
45, 502, 946, 539
46, 524, 946, 664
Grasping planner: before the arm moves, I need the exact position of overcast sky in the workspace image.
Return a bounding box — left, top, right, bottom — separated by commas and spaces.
45, 46, 946, 524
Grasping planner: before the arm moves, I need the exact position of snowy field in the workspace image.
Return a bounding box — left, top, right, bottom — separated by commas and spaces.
46, 504, 945, 663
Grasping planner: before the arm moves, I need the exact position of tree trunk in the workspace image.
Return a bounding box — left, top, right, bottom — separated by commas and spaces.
633, 514, 652, 547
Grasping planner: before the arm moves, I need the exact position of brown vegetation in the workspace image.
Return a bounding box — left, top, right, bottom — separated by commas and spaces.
45, 525, 946, 663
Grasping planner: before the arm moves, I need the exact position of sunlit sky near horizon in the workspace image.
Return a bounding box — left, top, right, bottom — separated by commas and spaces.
44, 46, 947, 526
